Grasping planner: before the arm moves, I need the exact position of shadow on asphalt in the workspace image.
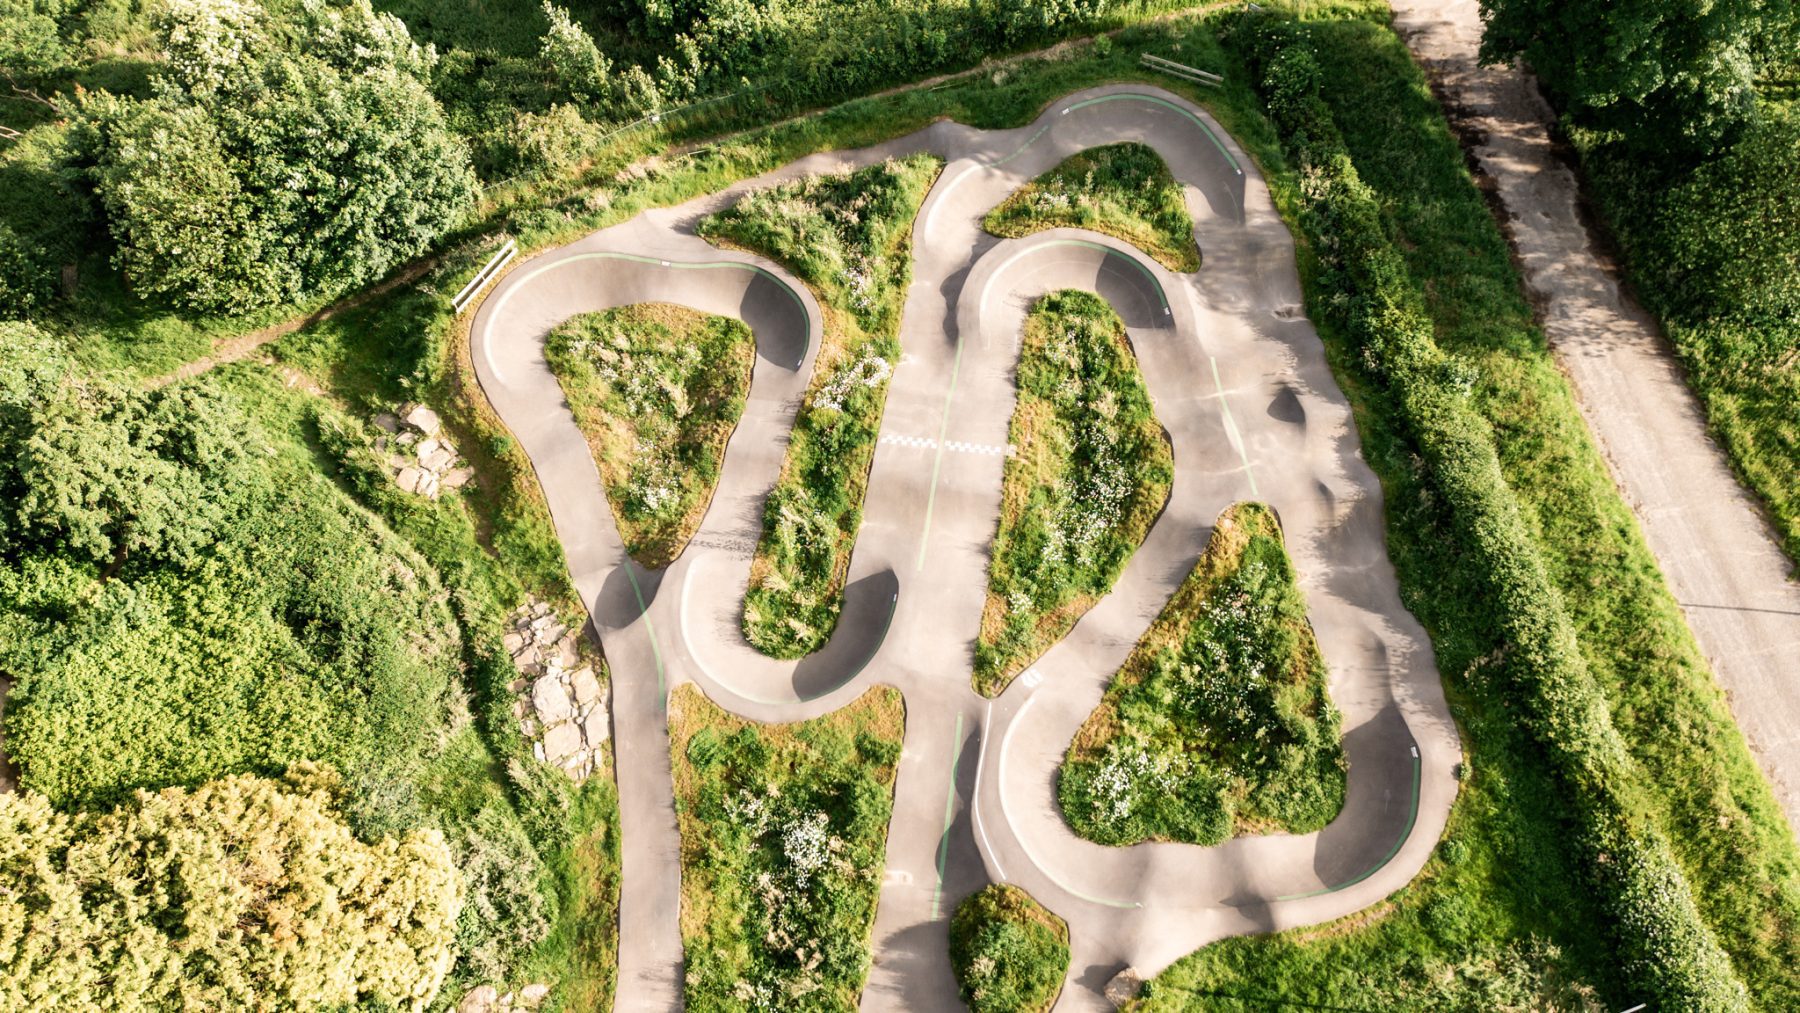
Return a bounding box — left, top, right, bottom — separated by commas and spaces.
792, 568, 900, 699
739, 271, 811, 371
594, 555, 665, 632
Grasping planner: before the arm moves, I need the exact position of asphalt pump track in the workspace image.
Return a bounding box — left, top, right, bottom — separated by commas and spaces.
470, 84, 1461, 1012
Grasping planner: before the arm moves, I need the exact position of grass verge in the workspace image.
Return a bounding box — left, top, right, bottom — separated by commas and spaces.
698, 155, 942, 658
984, 142, 1200, 271
668, 683, 904, 1008
1059, 502, 1344, 846
975, 289, 1172, 696
950, 884, 1071, 1013
545, 303, 754, 569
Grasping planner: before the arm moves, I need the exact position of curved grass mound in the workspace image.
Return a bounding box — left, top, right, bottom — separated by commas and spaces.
1059, 503, 1345, 846
544, 302, 754, 568
975, 289, 1173, 697
949, 884, 1070, 1013
698, 154, 942, 658
668, 683, 904, 1008
985, 142, 1199, 272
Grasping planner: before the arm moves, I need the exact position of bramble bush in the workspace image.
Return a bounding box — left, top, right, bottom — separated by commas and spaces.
699, 155, 940, 657
1059, 503, 1344, 846
1226, 13, 1748, 1008
949, 885, 1070, 1013
546, 302, 754, 568
974, 289, 1171, 695
0, 326, 459, 809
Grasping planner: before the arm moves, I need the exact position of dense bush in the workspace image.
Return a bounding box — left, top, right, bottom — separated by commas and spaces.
949, 885, 1069, 1013
698, 155, 940, 657
546, 302, 754, 568
0, 766, 462, 1010
1226, 13, 1748, 1007
975, 289, 1171, 695
985, 142, 1199, 271
1059, 503, 1344, 845
668, 684, 903, 1008
0, 333, 460, 807
69, 0, 475, 313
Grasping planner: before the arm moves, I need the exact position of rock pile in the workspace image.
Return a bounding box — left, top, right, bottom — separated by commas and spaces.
505, 600, 608, 781
373, 403, 474, 499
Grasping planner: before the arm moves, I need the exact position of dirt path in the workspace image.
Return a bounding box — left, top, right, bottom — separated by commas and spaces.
144, 258, 437, 389
1387, 0, 1800, 829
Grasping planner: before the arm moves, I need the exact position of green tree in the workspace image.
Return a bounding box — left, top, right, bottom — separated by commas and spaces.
0, 768, 462, 1011
0, 0, 77, 85
74, 0, 475, 312
1478, 0, 1760, 152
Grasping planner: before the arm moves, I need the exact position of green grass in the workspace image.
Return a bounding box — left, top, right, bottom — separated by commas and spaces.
545, 303, 754, 569
668, 683, 904, 1010
975, 289, 1172, 696
1059, 503, 1344, 846
698, 155, 942, 658
528, 767, 623, 1012
985, 142, 1200, 271
949, 884, 1071, 1013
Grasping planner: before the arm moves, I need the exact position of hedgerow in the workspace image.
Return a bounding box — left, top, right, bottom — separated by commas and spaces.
1059, 503, 1343, 846
949, 884, 1070, 1013
698, 155, 940, 658
545, 302, 754, 568
1224, 14, 1748, 1008
974, 289, 1171, 695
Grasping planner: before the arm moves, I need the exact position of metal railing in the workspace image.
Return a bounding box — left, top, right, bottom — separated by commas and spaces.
452, 239, 517, 315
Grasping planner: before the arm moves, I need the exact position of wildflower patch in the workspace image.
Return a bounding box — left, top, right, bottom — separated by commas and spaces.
544, 302, 754, 569
1058, 502, 1346, 846
974, 289, 1173, 696
668, 683, 904, 1009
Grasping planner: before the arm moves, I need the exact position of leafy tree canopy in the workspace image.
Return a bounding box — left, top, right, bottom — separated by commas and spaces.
72, 0, 475, 312
0, 767, 462, 1011
1478, 0, 1763, 153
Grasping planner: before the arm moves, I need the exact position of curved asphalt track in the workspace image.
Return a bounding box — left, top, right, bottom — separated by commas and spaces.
470, 85, 1460, 1011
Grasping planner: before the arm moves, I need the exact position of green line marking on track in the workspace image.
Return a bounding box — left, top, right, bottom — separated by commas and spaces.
1065, 93, 1242, 172
1277, 747, 1422, 901
932, 711, 967, 921
917, 237, 1167, 569
622, 562, 668, 707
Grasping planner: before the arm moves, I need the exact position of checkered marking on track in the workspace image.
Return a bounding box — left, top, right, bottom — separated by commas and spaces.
880, 434, 1017, 458
880, 434, 938, 450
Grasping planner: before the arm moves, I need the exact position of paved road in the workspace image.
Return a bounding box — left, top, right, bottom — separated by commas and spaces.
1388, 0, 1800, 831
470, 85, 1459, 1011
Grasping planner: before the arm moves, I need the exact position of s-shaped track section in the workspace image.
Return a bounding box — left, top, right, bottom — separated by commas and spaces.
469, 85, 1460, 1012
